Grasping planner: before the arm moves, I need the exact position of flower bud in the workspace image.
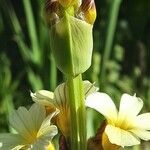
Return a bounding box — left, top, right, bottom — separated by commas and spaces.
44, 0, 61, 26
58, 0, 76, 7
80, 0, 97, 24
44, 0, 96, 76
50, 13, 93, 76
59, 135, 69, 150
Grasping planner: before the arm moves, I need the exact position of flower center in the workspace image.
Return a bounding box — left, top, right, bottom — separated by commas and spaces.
24, 131, 38, 144
115, 117, 134, 130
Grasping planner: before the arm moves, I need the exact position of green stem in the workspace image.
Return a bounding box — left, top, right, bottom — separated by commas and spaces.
147, 79, 150, 108
67, 74, 87, 150
50, 54, 57, 91
4, 96, 15, 133
22, 0, 41, 65
100, 0, 122, 83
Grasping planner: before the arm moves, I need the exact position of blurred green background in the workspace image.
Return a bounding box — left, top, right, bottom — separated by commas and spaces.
0, 0, 149, 149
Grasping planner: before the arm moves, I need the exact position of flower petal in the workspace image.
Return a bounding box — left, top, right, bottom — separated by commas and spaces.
9, 104, 48, 142
83, 80, 99, 97
54, 82, 69, 109
34, 110, 59, 149
9, 107, 36, 140
31, 90, 54, 106
130, 129, 150, 141
29, 142, 46, 150
85, 92, 118, 122
37, 109, 59, 138
105, 125, 140, 147
36, 125, 58, 147
30, 126, 57, 150
0, 133, 25, 150
118, 94, 143, 120
29, 103, 46, 131
134, 113, 150, 130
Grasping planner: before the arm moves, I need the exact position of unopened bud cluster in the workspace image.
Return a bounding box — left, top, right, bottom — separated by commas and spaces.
44, 0, 96, 26
44, 0, 96, 76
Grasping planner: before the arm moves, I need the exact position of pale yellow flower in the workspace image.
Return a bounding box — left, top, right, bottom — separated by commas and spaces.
0, 103, 59, 150
86, 92, 150, 149
31, 81, 98, 137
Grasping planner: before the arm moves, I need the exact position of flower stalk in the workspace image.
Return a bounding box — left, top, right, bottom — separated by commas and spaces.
44, 0, 96, 149
67, 74, 86, 149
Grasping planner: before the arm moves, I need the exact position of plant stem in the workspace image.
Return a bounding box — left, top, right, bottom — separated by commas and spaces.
100, 0, 122, 83
22, 0, 41, 65
50, 54, 57, 91
4, 95, 15, 132
67, 74, 87, 150
147, 79, 150, 108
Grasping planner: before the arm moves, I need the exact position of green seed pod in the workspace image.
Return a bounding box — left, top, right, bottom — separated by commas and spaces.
50, 12, 93, 76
